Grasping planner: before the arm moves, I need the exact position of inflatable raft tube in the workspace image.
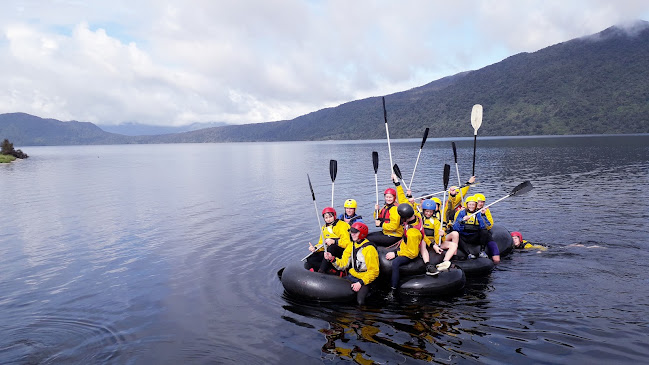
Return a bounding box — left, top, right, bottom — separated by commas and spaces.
490, 225, 514, 258
280, 261, 357, 303
398, 268, 466, 296
452, 258, 495, 277
376, 246, 444, 278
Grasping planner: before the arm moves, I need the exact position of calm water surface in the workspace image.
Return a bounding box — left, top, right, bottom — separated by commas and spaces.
1, 135, 648, 364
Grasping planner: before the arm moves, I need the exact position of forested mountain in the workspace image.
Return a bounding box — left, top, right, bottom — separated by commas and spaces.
1, 22, 648, 146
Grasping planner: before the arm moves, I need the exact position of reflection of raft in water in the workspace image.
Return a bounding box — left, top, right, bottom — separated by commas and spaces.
279, 225, 514, 302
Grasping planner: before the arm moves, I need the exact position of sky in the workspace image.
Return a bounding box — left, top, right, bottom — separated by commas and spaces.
1, 1, 648, 127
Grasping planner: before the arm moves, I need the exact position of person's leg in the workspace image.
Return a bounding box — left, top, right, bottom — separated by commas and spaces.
391, 255, 412, 289
441, 231, 459, 262
486, 240, 501, 264
306, 251, 324, 271
367, 232, 401, 247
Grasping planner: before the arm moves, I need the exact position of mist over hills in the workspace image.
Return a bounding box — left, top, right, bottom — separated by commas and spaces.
1, 21, 648, 146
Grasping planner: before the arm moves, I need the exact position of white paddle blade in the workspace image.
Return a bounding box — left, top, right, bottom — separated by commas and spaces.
471, 104, 483, 133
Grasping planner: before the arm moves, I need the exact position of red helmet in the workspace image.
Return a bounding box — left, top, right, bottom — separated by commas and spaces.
511, 231, 523, 241
384, 188, 397, 197
322, 207, 336, 217
350, 222, 369, 240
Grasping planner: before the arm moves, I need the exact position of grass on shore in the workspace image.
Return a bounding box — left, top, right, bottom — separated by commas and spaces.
0, 154, 16, 163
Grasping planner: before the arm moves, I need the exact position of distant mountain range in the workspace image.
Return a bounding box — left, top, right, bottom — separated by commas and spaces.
1, 21, 648, 146
97, 121, 229, 136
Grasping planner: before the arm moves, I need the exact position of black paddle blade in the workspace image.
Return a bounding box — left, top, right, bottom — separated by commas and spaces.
382, 97, 388, 123
452, 142, 458, 163
372, 151, 379, 173
443, 164, 451, 190
510, 181, 533, 196
307, 174, 316, 201
420, 128, 429, 149
330, 160, 338, 182
393, 163, 403, 179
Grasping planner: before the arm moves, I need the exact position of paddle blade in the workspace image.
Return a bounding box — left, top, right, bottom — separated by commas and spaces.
382, 97, 388, 123
420, 128, 429, 149
329, 160, 338, 182
307, 174, 316, 201
510, 180, 533, 197
452, 142, 458, 163
471, 104, 483, 133
372, 151, 379, 173
443, 164, 451, 190
393, 163, 403, 179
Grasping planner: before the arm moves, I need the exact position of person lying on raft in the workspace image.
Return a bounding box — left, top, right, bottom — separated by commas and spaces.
511, 231, 548, 251
306, 207, 351, 273
385, 203, 424, 296
368, 174, 405, 247
452, 196, 501, 264
443, 175, 476, 225
324, 222, 379, 306
420, 198, 459, 275
338, 199, 364, 225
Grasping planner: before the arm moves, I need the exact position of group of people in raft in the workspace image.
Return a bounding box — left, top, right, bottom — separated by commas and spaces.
304, 172, 526, 304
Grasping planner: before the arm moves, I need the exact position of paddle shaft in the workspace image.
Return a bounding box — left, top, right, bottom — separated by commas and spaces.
472, 134, 477, 176
408, 148, 422, 189
438, 191, 447, 246
412, 183, 480, 201
382, 97, 394, 176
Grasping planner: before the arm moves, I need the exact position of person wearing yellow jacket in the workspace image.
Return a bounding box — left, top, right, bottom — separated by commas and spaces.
443, 175, 476, 225
420, 198, 459, 275
324, 222, 379, 306
385, 203, 424, 294
474, 194, 493, 230
306, 207, 351, 273
368, 174, 406, 247
511, 231, 548, 251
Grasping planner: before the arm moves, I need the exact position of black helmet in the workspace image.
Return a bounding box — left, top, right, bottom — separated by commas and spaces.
397, 203, 414, 219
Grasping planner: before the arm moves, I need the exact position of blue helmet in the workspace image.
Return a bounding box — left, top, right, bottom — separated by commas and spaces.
421, 199, 436, 211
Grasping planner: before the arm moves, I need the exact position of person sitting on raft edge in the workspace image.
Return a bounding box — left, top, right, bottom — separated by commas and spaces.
452, 196, 501, 264
368, 174, 405, 247
306, 207, 351, 273
324, 222, 379, 306
385, 203, 424, 298
511, 231, 548, 251
420, 198, 459, 275
338, 199, 363, 225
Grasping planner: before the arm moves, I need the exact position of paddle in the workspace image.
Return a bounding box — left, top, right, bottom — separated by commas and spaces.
466, 181, 534, 219
302, 174, 327, 261
452, 142, 465, 205
330, 159, 337, 207
372, 151, 379, 217
393, 163, 408, 191
471, 104, 483, 176
408, 127, 429, 190
382, 97, 395, 176
412, 183, 480, 201
439, 164, 451, 245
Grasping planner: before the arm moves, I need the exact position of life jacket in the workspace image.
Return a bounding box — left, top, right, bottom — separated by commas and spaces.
402, 215, 425, 244
377, 204, 394, 225
340, 213, 362, 225
460, 211, 481, 232
352, 240, 373, 272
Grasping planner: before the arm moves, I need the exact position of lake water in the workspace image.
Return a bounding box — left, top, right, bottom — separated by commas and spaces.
1, 135, 648, 364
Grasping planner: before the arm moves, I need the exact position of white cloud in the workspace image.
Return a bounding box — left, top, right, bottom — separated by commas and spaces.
0, 0, 648, 126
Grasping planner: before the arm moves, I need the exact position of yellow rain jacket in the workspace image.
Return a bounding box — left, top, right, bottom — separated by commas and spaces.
316, 219, 351, 252
422, 214, 444, 246
397, 214, 424, 259
443, 185, 471, 223
332, 239, 380, 285
373, 183, 409, 237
